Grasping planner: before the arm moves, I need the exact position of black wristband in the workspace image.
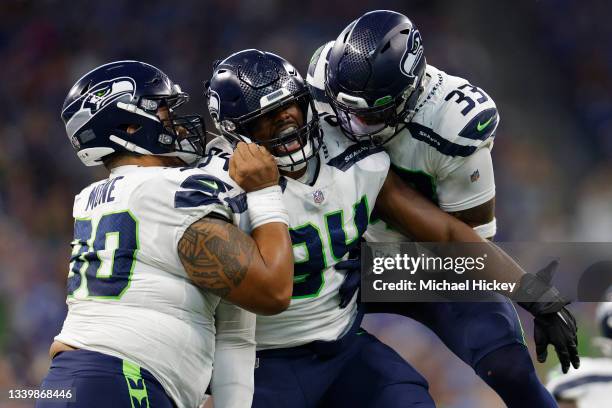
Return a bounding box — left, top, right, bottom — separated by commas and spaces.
515, 273, 567, 315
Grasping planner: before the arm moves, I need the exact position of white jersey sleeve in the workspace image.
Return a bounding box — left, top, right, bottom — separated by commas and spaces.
434, 145, 496, 237
211, 300, 256, 408
56, 165, 233, 408
436, 144, 495, 212
306, 41, 335, 114
410, 66, 499, 234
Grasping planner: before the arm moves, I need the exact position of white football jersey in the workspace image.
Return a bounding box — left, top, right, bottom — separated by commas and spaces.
546, 357, 612, 407
203, 122, 390, 349
308, 42, 499, 240
55, 165, 237, 408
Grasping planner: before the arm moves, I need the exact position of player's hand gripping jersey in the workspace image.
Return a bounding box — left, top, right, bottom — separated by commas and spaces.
203, 122, 390, 349
308, 42, 499, 240
55, 164, 247, 408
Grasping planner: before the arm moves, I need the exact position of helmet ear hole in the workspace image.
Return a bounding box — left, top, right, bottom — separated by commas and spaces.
77, 129, 96, 144
117, 124, 142, 134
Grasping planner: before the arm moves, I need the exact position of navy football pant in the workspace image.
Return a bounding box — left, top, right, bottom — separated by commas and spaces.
36, 349, 174, 408
364, 296, 526, 368
365, 297, 557, 407
253, 319, 434, 408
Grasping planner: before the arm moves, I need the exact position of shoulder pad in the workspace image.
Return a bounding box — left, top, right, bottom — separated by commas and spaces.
205, 136, 233, 154
198, 138, 256, 214
318, 115, 352, 159
306, 41, 334, 113
320, 117, 387, 171
411, 70, 499, 157
160, 167, 236, 213
198, 136, 234, 181
196, 141, 237, 190
116, 166, 233, 223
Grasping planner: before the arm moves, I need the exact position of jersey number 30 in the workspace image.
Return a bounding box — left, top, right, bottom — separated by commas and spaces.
67, 211, 138, 299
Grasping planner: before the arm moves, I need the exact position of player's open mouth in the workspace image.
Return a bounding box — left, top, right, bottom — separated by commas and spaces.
275, 126, 302, 154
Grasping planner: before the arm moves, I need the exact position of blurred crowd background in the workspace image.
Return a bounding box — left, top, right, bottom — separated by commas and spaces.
0, 0, 610, 407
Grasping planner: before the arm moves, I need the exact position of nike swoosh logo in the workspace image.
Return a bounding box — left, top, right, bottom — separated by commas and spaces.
199, 180, 218, 190
477, 116, 494, 132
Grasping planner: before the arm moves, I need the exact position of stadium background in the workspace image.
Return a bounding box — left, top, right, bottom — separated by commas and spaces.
0, 0, 610, 407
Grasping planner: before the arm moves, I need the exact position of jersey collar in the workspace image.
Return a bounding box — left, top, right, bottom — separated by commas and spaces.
109, 165, 141, 175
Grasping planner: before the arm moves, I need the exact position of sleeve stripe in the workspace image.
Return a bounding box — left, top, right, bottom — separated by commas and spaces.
407, 122, 478, 157
224, 193, 248, 214
174, 191, 224, 208
551, 375, 612, 398
458, 108, 499, 141
327, 144, 385, 171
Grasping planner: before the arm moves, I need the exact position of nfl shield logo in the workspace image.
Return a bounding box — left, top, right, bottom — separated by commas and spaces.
470, 169, 480, 183
313, 190, 325, 204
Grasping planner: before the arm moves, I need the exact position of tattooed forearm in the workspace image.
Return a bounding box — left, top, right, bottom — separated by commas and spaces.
178, 217, 255, 298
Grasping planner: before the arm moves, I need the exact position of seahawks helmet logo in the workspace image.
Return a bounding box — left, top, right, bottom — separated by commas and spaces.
64, 77, 136, 138
81, 78, 136, 114
399, 29, 424, 79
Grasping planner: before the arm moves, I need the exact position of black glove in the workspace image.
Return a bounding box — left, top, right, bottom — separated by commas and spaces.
336, 245, 362, 308
516, 261, 580, 373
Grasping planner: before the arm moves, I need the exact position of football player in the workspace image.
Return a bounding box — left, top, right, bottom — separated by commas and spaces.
307, 9, 577, 407
203, 49, 576, 407
546, 294, 612, 408
37, 61, 294, 408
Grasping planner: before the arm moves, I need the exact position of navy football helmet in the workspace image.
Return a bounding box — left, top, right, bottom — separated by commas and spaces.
325, 10, 427, 146
61, 60, 204, 166
205, 49, 321, 171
